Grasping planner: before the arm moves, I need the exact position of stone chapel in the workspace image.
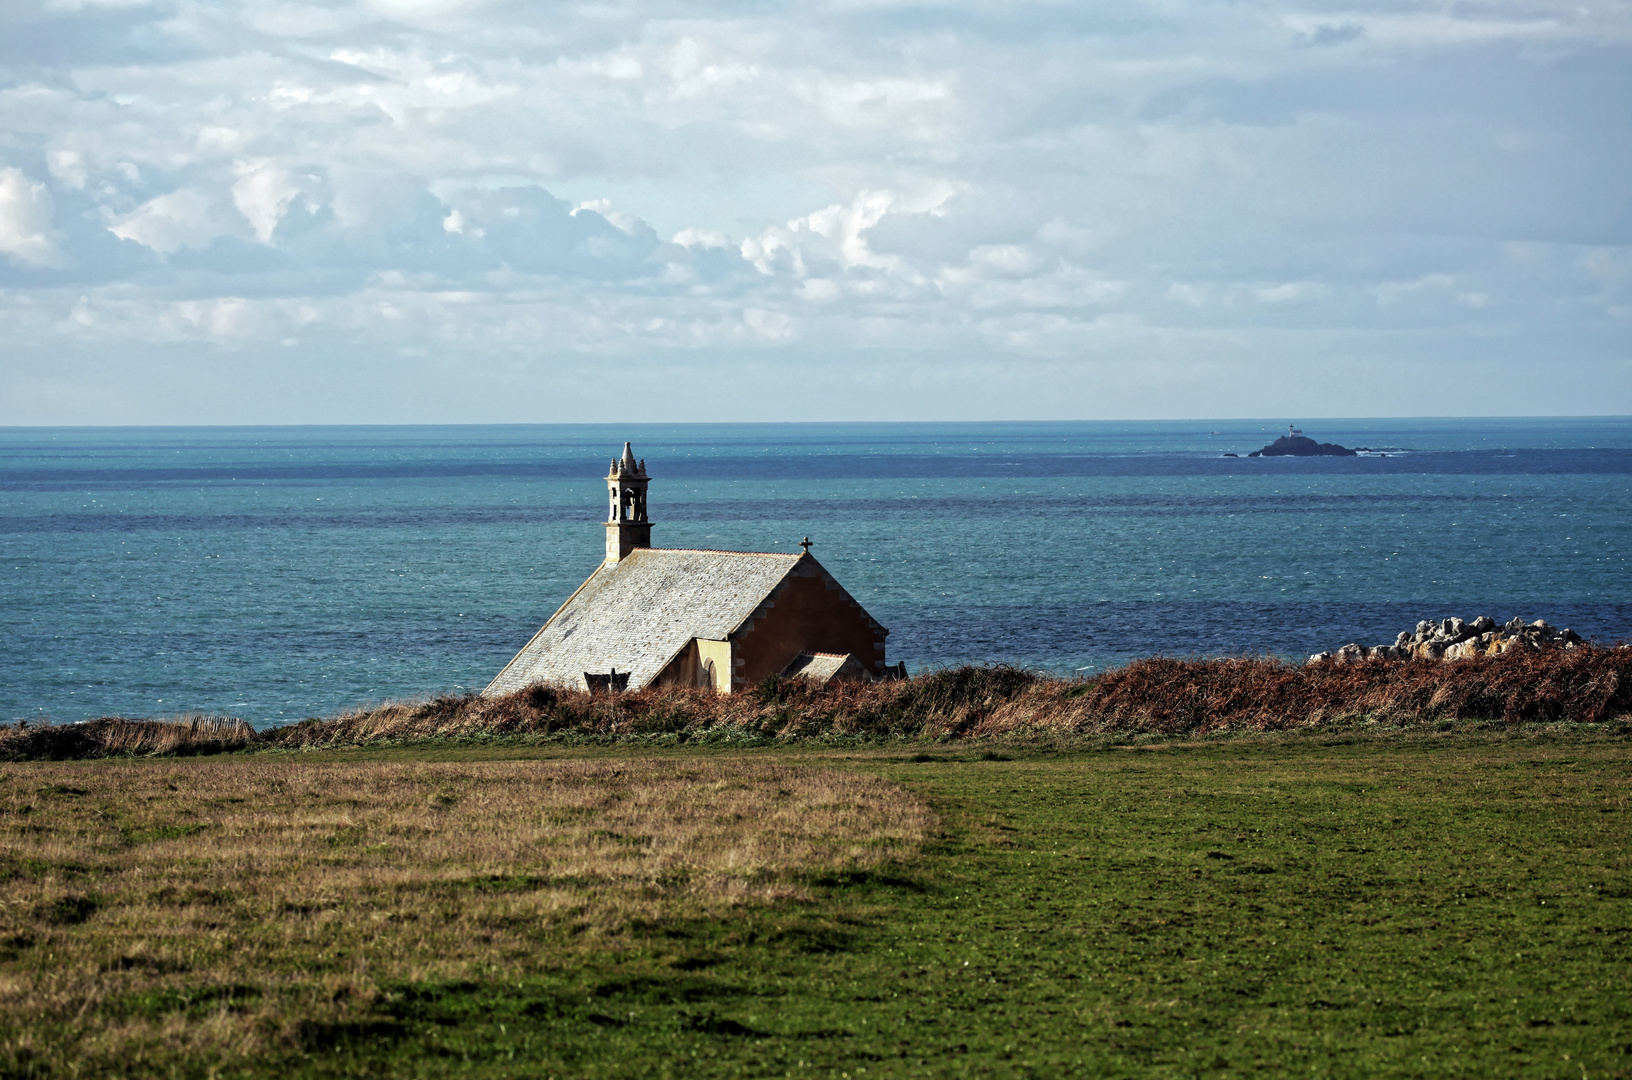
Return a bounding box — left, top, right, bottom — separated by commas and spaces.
482, 442, 897, 695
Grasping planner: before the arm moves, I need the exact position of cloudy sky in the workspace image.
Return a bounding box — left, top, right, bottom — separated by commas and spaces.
1, 0, 1628, 423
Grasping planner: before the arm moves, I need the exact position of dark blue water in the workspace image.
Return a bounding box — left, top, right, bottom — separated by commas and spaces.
3, 419, 1630, 725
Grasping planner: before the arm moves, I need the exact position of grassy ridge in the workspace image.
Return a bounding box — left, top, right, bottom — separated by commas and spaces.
5, 648, 1630, 760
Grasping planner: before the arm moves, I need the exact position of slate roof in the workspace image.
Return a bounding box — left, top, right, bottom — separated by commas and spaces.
483, 548, 804, 695
781, 652, 860, 684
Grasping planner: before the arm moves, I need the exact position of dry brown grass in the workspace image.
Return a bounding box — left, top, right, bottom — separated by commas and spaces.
0, 715, 255, 760
0, 755, 932, 1069
970, 647, 1632, 737
274, 649, 1631, 746
255, 665, 1055, 749
4, 649, 1628, 766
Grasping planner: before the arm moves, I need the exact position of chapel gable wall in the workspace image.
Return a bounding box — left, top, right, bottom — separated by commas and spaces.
731, 567, 886, 689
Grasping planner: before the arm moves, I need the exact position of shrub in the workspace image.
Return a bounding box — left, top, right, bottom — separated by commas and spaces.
6, 649, 1629, 760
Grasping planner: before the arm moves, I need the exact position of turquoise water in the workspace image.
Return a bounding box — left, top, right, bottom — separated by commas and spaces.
3, 419, 1630, 726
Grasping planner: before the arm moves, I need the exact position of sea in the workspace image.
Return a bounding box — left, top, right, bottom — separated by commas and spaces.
3, 418, 1630, 727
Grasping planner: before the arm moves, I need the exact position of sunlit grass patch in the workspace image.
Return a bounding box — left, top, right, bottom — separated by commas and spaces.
0, 756, 932, 1073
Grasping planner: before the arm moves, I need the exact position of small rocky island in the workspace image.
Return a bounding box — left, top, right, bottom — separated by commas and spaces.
1248, 425, 1357, 457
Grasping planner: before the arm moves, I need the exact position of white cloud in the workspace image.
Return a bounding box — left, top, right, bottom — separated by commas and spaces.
0, 168, 63, 267
656, 37, 761, 102
742, 306, 795, 341
1256, 282, 1310, 303
0, 0, 1626, 421
360, 0, 483, 20
672, 227, 731, 249
801, 278, 840, 303
196, 126, 248, 156
109, 188, 236, 253
47, 150, 87, 191
176, 297, 261, 340
231, 162, 302, 244
741, 183, 958, 277
571, 198, 641, 235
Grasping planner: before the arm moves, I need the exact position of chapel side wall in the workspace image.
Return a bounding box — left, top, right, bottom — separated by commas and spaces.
731, 571, 886, 689
696, 639, 733, 693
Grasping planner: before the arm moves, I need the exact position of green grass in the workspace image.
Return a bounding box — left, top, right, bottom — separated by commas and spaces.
8, 735, 1631, 1078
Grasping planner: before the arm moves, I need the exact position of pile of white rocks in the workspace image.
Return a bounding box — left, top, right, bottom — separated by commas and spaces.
1308, 616, 1585, 665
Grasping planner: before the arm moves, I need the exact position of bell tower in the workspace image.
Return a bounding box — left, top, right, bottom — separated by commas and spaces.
604, 442, 652, 564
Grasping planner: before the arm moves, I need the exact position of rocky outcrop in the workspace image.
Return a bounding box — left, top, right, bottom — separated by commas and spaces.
1309, 616, 1585, 665
1249, 434, 1357, 457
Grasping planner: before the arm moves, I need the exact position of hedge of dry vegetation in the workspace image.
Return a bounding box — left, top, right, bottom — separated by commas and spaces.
4, 647, 1630, 760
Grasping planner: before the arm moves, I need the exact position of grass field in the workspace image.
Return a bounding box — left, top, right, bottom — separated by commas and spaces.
2, 735, 1629, 1078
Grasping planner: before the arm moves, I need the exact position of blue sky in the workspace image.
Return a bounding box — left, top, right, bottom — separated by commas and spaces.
0, 0, 1627, 423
